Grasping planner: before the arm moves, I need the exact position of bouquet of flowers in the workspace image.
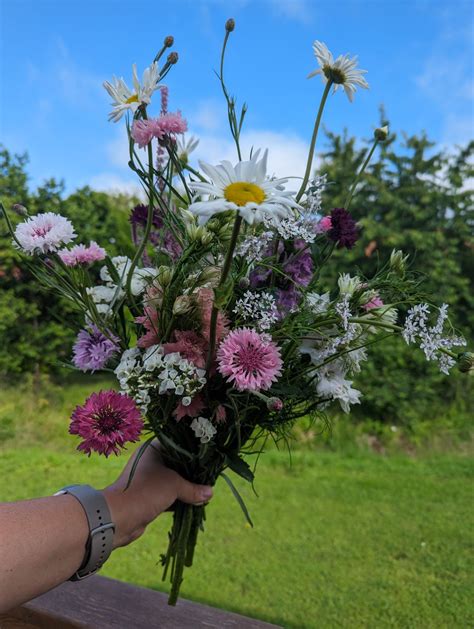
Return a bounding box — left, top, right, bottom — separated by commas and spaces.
2, 19, 471, 605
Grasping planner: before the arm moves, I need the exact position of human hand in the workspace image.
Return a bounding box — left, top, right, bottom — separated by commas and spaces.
102, 441, 213, 548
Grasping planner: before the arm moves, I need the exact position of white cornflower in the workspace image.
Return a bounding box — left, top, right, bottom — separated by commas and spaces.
402, 303, 466, 374
190, 416, 217, 444
233, 291, 279, 331
188, 149, 301, 226
313, 362, 362, 413
176, 135, 199, 164
308, 41, 369, 102
306, 291, 331, 315
103, 62, 161, 122
236, 231, 274, 261
100, 256, 156, 296
14, 212, 76, 255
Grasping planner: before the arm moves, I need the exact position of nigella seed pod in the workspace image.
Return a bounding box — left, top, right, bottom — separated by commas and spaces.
267, 397, 283, 412
164, 35, 174, 48
374, 125, 389, 141
12, 203, 28, 217
225, 18, 235, 32
457, 352, 474, 373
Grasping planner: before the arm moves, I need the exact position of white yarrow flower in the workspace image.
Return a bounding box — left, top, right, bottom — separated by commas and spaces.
233, 291, 279, 331
308, 41, 369, 102
188, 149, 301, 226
103, 62, 161, 122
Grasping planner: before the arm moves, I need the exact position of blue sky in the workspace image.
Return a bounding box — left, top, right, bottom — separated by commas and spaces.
1, 0, 473, 195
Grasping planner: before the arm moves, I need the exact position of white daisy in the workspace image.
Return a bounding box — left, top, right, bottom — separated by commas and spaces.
308, 41, 369, 102
103, 62, 161, 122
188, 149, 301, 226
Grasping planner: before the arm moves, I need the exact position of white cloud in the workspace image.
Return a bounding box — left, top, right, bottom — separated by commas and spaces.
88, 173, 144, 197
193, 128, 310, 181
266, 0, 313, 24
188, 99, 226, 132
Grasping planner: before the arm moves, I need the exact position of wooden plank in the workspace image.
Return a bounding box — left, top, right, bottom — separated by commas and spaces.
0, 575, 281, 629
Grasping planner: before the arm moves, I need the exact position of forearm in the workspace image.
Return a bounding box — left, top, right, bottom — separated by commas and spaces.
0, 495, 89, 612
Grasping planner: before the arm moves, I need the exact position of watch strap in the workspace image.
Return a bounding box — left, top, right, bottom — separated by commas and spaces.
56, 484, 115, 580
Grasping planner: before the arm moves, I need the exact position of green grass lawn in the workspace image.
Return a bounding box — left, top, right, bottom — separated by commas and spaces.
1, 379, 473, 628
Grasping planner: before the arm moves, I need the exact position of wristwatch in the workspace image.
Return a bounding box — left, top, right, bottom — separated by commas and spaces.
54, 484, 115, 581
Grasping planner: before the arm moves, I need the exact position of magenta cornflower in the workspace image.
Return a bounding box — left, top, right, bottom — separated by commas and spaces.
70, 390, 143, 456
217, 328, 282, 392
72, 325, 120, 372
58, 241, 106, 266
14, 212, 76, 255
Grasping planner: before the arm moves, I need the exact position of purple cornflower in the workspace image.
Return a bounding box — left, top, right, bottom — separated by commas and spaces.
283, 248, 314, 287
72, 325, 120, 372
327, 208, 359, 249
276, 287, 301, 316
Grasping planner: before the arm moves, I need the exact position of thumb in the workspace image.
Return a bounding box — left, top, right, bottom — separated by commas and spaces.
175, 476, 213, 505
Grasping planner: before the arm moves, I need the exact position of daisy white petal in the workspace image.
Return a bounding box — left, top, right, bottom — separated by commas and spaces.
103, 62, 161, 123
188, 150, 301, 225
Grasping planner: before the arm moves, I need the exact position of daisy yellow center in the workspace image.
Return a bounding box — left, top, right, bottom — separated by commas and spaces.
125, 93, 139, 104
224, 182, 266, 206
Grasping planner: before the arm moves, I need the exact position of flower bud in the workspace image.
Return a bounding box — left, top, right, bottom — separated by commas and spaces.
389, 249, 409, 277
156, 265, 173, 287
199, 266, 221, 287
374, 125, 389, 141
167, 52, 179, 65
173, 295, 193, 315
457, 352, 474, 374
12, 203, 28, 217
225, 18, 235, 32
238, 277, 250, 290
267, 397, 283, 412
164, 35, 174, 48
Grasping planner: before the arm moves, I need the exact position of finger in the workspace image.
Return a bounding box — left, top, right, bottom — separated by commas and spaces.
175, 477, 213, 505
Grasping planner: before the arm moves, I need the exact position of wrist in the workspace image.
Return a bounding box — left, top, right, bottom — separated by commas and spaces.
102, 486, 146, 549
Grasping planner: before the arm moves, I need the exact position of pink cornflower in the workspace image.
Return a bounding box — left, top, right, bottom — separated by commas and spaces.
58, 241, 106, 266
316, 216, 332, 233
14, 212, 76, 255
163, 330, 207, 369
217, 328, 283, 392
136, 306, 160, 348
197, 287, 229, 343
362, 295, 384, 311
70, 390, 143, 456
131, 112, 188, 148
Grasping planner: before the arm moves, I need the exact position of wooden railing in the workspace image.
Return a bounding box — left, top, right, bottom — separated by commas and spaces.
0, 575, 281, 628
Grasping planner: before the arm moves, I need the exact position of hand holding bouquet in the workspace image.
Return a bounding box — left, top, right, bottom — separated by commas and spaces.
2, 19, 471, 604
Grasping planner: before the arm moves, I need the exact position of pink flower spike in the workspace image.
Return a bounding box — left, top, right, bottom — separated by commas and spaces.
362, 295, 384, 311
136, 306, 160, 348
58, 241, 106, 266
217, 328, 282, 392
69, 390, 143, 457
173, 393, 205, 421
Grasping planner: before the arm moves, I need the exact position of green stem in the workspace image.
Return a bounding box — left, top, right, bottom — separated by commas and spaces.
126, 111, 155, 302
344, 140, 378, 210
168, 503, 193, 605
296, 80, 332, 202
205, 214, 243, 372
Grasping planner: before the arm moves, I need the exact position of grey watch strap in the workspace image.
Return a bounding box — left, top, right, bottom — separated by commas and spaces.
55, 484, 115, 581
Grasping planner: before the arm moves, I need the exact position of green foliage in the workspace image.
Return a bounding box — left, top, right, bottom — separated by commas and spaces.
318, 123, 473, 424
0, 145, 137, 379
